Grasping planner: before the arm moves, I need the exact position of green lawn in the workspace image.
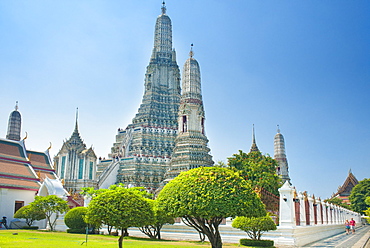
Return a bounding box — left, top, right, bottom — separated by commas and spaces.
0, 230, 240, 248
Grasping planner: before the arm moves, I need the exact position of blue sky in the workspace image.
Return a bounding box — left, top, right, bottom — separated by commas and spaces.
0, 1, 369, 199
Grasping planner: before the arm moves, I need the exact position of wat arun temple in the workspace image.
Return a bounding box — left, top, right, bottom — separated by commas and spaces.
96, 3, 214, 190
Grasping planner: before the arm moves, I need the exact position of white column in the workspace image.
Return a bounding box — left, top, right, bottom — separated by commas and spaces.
316, 199, 322, 225
278, 181, 296, 227
328, 203, 333, 224
308, 195, 314, 225
299, 192, 306, 226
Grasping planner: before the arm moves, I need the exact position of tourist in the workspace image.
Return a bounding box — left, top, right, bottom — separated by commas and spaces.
0, 216, 8, 229
344, 220, 350, 235
349, 218, 356, 234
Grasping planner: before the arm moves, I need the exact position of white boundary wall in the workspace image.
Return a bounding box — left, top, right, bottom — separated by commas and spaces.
277, 181, 362, 246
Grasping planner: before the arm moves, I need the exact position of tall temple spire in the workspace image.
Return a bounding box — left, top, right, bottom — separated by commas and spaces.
151, 1, 173, 60
166, 45, 214, 179
161, 1, 166, 14
6, 102, 22, 141
250, 124, 260, 153
74, 107, 79, 132
69, 109, 83, 146
274, 125, 290, 183
97, 3, 181, 190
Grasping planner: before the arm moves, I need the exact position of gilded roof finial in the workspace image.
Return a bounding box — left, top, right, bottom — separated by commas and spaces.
23, 131, 28, 140
189, 43, 194, 58
47, 142, 52, 151
161, 1, 166, 15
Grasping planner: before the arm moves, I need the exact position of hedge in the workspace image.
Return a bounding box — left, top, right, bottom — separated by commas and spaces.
22, 226, 39, 230
67, 228, 86, 234
240, 238, 274, 247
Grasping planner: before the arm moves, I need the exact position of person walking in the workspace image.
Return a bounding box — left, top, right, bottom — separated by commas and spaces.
349, 218, 356, 234
0, 216, 8, 229
345, 220, 350, 235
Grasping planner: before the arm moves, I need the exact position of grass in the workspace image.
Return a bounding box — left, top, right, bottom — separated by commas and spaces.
0, 230, 241, 248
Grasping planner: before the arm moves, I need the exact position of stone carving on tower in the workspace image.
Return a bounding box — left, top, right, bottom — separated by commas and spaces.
54, 110, 97, 196
274, 126, 290, 183
97, 3, 181, 190
165, 46, 214, 179
6, 102, 22, 141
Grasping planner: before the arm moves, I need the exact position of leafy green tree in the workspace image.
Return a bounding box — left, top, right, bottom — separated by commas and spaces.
85, 186, 154, 248
349, 178, 370, 213
139, 199, 174, 239
64, 207, 88, 233
30, 195, 69, 231
81, 184, 153, 235
157, 167, 266, 248
365, 196, 370, 206
232, 214, 276, 240
228, 150, 281, 195
13, 205, 45, 227
364, 198, 370, 224
324, 197, 349, 209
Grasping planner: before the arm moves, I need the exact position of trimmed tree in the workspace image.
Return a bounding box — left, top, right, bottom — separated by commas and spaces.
30, 195, 69, 231
349, 178, 370, 213
139, 199, 174, 239
228, 150, 281, 195
232, 214, 276, 240
13, 205, 45, 227
64, 207, 88, 233
85, 187, 154, 248
157, 167, 266, 248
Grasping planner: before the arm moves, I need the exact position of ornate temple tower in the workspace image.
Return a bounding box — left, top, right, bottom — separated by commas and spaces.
6, 102, 21, 141
249, 125, 260, 153
54, 110, 97, 194
165, 46, 214, 179
97, 3, 181, 189
274, 126, 290, 183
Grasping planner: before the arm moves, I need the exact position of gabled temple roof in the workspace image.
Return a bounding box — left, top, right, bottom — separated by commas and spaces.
0, 138, 40, 191
27, 150, 54, 171
333, 170, 359, 197
0, 139, 28, 162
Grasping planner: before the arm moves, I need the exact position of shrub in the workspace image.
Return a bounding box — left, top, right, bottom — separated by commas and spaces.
67, 228, 86, 234
64, 207, 87, 230
14, 205, 45, 226
22, 226, 39, 230
232, 214, 276, 240
240, 238, 274, 247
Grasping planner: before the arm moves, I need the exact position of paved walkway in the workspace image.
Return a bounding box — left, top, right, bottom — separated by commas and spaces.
126, 225, 370, 248
303, 225, 370, 248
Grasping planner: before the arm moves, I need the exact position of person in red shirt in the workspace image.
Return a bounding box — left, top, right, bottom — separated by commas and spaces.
349, 218, 356, 234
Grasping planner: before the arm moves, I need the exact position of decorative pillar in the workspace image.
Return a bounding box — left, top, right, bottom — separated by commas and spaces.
328, 203, 333, 224
308, 194, 314, 225
278, 181, 296, 227
299, 192, 306, 226
303, 192, 310, 225
323, 202, 329, 224
293, 188, 300, 226
316, 198, 322, 225
312, 195, 317, 225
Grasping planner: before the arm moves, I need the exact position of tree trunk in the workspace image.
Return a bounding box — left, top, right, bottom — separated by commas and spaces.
123, 228, 129, 236
208, 228, 222, 248
156, 226, 161, 240
107, 225, 113, 235
183, 217, 223, 248
199, 232, 205, 242
118, 230, 124, 248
